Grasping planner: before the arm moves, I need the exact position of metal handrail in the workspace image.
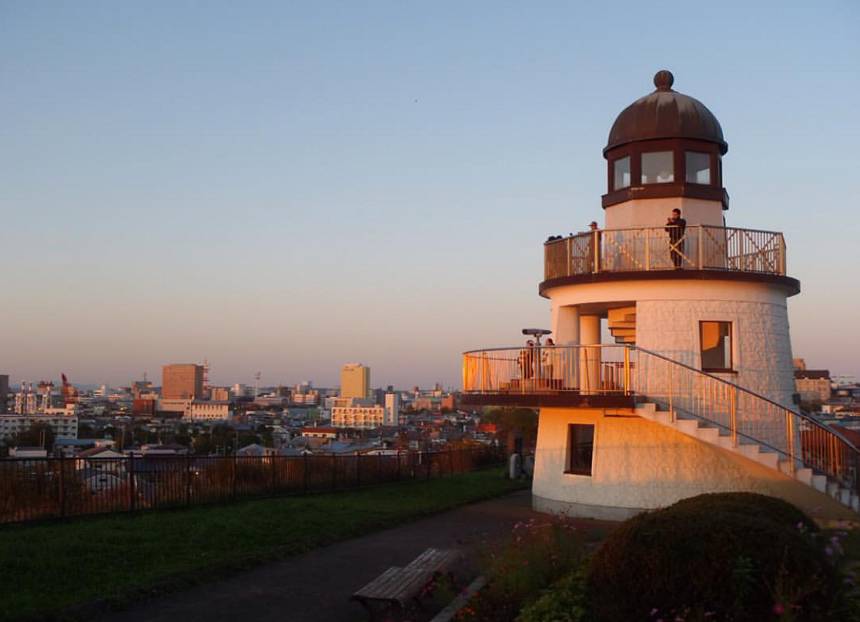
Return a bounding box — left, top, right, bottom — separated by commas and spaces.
462, 344, 860, 497
543, 224, 787, 280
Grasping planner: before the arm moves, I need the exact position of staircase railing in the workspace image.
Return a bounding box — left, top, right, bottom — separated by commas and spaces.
463, 344, 860, 498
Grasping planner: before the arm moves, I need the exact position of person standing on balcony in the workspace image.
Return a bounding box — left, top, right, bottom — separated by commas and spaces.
519, 340, 536, 380
665, 208, 687, 268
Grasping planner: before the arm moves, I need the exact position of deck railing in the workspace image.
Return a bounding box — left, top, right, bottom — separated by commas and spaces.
544, 225, 787, 281
463, 345, 859, 498
0, 447, 503, 525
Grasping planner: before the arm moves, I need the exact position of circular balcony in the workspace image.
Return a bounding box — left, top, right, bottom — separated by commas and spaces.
461, 345, 636, 408
540, 225, 800, 298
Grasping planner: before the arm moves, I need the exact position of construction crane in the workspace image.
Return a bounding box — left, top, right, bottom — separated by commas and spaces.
60, 373, 79, 406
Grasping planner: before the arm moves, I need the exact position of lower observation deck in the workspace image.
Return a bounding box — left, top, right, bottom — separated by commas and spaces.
461, 345, 637, 409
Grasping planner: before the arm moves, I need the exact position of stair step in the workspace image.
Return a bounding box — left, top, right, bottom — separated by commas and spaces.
636, 402, 656, 414
695, 427, 720, 444
719, 436, 737, 450
674, 419, 698, 435
795, 468, 813, 485
778, 459, 795, 475
812, 475, 828, 493
827, 481, 841, 498
754, 451, 779, 470
838, 488, 853, 506
738, 444, 760, 460
653, 411, 673, 425
852, 494, 860, 513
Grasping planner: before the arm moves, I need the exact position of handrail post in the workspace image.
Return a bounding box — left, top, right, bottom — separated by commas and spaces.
668, 361, 674, 422
592, 230, 600, 273
623, 347, 631, 396
779, 235, 786, 275
566, 236, 572, 277
697, 226, 704, 269
730, 386, 738, 447
644, 233, 650, 270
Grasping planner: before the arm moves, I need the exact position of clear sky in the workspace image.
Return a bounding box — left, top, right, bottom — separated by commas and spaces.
2, 1, 858, 388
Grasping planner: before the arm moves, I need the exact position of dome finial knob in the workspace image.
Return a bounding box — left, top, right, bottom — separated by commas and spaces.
654, 70, 674, 91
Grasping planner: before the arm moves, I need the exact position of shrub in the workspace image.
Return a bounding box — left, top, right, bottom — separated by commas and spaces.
515, 565, 589, 622
667, 492, 817, 532
456, 517, 585, 622
588, 493, 843, 622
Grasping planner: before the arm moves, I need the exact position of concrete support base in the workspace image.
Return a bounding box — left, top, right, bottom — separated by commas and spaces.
532, 494, 645, 522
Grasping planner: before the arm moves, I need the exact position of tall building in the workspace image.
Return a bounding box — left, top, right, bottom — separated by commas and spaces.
0, 375, 8, 414
341, 363, 370, 400
461, 70, 857, 521
162, 364, 204, 400
384, 392, 400, 426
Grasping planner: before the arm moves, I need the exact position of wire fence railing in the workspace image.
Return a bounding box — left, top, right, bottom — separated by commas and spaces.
544, 225, 787, 280
0, 447, 503, 525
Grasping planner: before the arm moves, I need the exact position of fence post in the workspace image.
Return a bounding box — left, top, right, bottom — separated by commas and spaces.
271, 455, 276, 495
185, 454, 192, 505
356, 453, 361, 487
426, 452, 431, 480
128, 454, 136, 513
396, 451, 401, 481
331, 454, 337, 490
303, 453, 309, 494
232, 454, 237, 500
58, 456, 66, 519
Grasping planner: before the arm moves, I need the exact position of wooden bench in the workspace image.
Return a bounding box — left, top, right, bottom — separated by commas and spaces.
352, 548, 461, 619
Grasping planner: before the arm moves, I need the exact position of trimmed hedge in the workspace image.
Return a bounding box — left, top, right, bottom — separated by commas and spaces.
587, 493, 840, 621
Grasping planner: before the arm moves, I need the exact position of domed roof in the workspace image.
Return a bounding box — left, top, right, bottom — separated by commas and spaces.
605, 70, 728, 155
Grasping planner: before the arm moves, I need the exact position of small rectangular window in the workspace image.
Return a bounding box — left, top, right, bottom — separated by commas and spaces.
613, 156, 630, 190
641, 151, 674, 184
567, 424, 594, 476
686, 151, 711, 185
700, 321, 733, 371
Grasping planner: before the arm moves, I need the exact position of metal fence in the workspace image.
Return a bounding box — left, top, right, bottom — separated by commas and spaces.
0, 447, 503, 525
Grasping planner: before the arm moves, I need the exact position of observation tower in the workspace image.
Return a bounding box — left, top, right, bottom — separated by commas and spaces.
462, 71, 859, 522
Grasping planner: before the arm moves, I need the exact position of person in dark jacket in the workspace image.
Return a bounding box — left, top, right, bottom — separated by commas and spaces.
665, 208, 687, 268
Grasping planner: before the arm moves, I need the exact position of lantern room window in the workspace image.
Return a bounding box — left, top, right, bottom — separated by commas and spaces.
613, 156, 631, 190
686, 151, 711, 185
641, 151, 674, 184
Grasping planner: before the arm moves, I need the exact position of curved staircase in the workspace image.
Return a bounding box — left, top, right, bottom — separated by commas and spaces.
630, 347, 860, 516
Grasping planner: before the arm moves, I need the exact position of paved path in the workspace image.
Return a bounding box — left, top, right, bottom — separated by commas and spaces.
98, 491, 609, 622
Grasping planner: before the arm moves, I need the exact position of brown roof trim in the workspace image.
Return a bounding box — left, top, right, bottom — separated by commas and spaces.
538, 270, 801, 298
602, 183, 729, 209
460, 393, 635, 409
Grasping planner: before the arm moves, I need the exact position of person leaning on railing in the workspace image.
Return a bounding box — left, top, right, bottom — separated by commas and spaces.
665, 208, 687, 269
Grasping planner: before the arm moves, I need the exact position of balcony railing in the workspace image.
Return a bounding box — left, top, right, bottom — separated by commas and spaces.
463, 345, 860, 498
544, 225, 786, 281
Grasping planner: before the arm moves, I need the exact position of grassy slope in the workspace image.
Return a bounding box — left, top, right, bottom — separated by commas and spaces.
1, 468, 524, 621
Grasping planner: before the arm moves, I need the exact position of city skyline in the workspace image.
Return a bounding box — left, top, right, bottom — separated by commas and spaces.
2, 2, 859, 386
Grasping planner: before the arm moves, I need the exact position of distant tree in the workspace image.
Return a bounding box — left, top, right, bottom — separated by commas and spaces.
481, 407, 538, 450
192, 434, 215, 455
13, 423, 56, 451
77, 423, 97, 439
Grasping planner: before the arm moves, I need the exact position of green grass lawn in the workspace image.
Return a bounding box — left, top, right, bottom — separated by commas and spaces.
0, 467, 525, 621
